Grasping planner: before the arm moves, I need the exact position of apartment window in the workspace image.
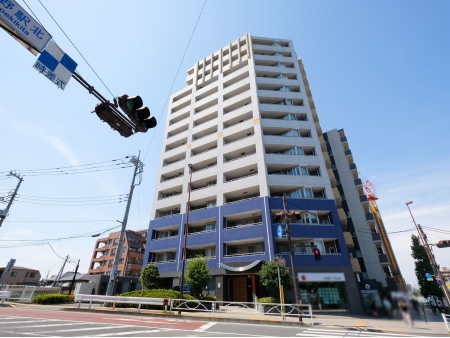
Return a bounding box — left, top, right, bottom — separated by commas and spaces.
248, 245, 263, 253
278, 113, 297, 121
277, 73, 287, 79
271, 41, 281, 47
105, 249, 110, 255
331, 164, 337, 170
274, 51, 283, 56
10, 271, 17, 277
279, 86, 290, 92
205, 223, 215, 231
205, 248, 216, 257
275, 62, 285, 67
30, 273, 36, 278
109, 260, 114, 265
108, 239, 112, 244
25, 273, 29, 277
362, 272, 369, 280
112, 248, 117, 254
278, 129, 299, 137
113, 238, 119, 244
355, 250, 362, 257
116, 271, 121, 276
119, 258, 124, 264
206, 201, 216, 208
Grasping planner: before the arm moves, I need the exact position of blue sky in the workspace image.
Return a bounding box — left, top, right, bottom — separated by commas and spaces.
0, 0, 449, 287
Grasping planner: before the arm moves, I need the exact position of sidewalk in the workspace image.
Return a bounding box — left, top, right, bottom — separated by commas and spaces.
7, 302, 450, 335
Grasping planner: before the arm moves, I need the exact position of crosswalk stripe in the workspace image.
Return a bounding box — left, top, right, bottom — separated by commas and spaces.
302, 328, 414, 337
12, 323, 86, 329
91, 330, 162, 337
39, 325, 132, 333
0, 320, 56, 324
194, 322, 217, 332
296, 334, 344, 337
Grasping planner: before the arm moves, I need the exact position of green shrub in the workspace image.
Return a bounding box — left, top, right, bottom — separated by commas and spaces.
33, 294, 74, 304
199, 295, 216, 301
116, 289, 197, 309
257, 297, 279, 304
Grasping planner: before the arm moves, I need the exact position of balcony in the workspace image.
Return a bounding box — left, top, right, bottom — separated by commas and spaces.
351, 258, 362, 273
359, 195, 368, 203
372, 232, 382, 242
344, 232, 354, 249
365, 213, 375, 221
344, 149, 352, 156
378, 254, 389, 264
349, 163, 357, 171
225, 240, 265, 258
340, 136, 347, 143
169, 111, 190, 127
223, 128, 254, 145
354, 178, 362, 186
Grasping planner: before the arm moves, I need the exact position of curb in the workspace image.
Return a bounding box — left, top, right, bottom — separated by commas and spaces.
61, 307, 309, 327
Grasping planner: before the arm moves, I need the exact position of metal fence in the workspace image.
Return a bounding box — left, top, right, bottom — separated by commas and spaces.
443, 313, 450, 333
0, 285, 61, 303
169, 299, 313, 325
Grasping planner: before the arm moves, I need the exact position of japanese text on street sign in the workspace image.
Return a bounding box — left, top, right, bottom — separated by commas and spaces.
0, 0, 51, 52
33, 40, 77, 90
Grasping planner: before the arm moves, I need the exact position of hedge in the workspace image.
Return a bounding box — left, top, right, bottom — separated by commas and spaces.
33, 294, 74, 304
116, 289, 198, 309
257, 297, 279, 304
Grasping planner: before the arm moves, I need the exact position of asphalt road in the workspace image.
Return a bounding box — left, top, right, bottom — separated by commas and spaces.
0, 307, 429, 337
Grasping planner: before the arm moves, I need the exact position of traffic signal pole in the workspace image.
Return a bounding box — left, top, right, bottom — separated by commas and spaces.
282, 194, 302, 322
0, 172, 23, 228
106, 154, 143, 296
406, 202, 450, 306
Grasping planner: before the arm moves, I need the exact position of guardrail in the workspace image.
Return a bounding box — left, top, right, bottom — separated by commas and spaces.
74, 294, 169, 313
169, 299, 313, 325
443, 313, 450, 333
0, 291, 11, 304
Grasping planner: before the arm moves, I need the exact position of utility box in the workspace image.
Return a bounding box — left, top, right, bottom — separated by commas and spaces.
74, 282, 96, 296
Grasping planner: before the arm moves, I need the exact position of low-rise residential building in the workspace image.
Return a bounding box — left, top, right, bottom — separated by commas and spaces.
0, 266, 41, 286
88, 229, 147, 278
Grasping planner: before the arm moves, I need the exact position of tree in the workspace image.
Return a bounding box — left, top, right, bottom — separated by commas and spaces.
185, 256, 211, 296
257, 260, 293, 292
411, 235, 443, 298
139, 264, 160, 290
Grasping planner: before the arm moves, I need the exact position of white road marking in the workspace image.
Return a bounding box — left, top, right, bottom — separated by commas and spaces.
0, 320, 56, 324
300, 328, 415, 337
109, 318, 177, 324
39, 325, 131, 333
92, 329, 162, 336
194, 322, 217, 332
13, 323, 86, 329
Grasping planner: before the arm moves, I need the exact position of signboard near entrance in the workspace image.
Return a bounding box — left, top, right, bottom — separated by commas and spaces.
298, 272, 346, 282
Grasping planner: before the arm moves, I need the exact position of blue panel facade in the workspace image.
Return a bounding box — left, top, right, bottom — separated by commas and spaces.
144, 196, 352, 272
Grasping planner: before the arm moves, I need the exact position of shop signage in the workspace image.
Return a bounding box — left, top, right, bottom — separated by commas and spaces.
297, 272, 346, 282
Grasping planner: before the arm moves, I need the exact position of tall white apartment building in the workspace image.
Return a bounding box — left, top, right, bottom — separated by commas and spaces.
144, 34, 363, 314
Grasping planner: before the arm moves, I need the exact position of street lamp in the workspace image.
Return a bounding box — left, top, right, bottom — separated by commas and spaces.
178, 164, 193, 313
405, 201, 450, 305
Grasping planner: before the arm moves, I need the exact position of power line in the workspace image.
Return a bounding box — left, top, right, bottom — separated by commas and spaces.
37, 0, 115, 98
143, 0, 207, 162
14, 199, 127, 207
16, 193, 128, 201
4, 166, 132, 178
0, 157, 129, 175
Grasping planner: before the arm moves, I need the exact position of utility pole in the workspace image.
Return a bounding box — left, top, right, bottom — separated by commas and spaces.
68, 260, 80, 295
178, 164, 193, 313
406, 202, 450, 306
52, 255, 69, 287
106, 153, 144, 296
281, 194, 302, 322
0, 172, 23, 227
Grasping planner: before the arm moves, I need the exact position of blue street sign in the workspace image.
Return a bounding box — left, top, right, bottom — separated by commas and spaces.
425, 273, 433, 279
0, 0, 52, 51
32, 40, 77, 90
277, 225, 283, 239
437, 280, 443, 286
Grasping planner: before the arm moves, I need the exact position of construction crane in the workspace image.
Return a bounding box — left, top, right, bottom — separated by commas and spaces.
362, 180, 406, 292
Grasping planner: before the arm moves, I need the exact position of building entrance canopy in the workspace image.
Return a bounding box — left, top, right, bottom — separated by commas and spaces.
219, 260, 262, 272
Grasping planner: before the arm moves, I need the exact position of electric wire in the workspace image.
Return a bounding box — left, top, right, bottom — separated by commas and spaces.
6, 219, 117, 223
37, 0, 115, 98
143, 0, 207, 162
16, 193, 128, 201
14, 199, 127, 207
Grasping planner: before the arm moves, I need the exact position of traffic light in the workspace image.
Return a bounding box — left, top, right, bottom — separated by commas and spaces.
94, 103, 134, 137
436, 240, 450, 248
118, 95, 157, 133
313, 246, 321, 261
